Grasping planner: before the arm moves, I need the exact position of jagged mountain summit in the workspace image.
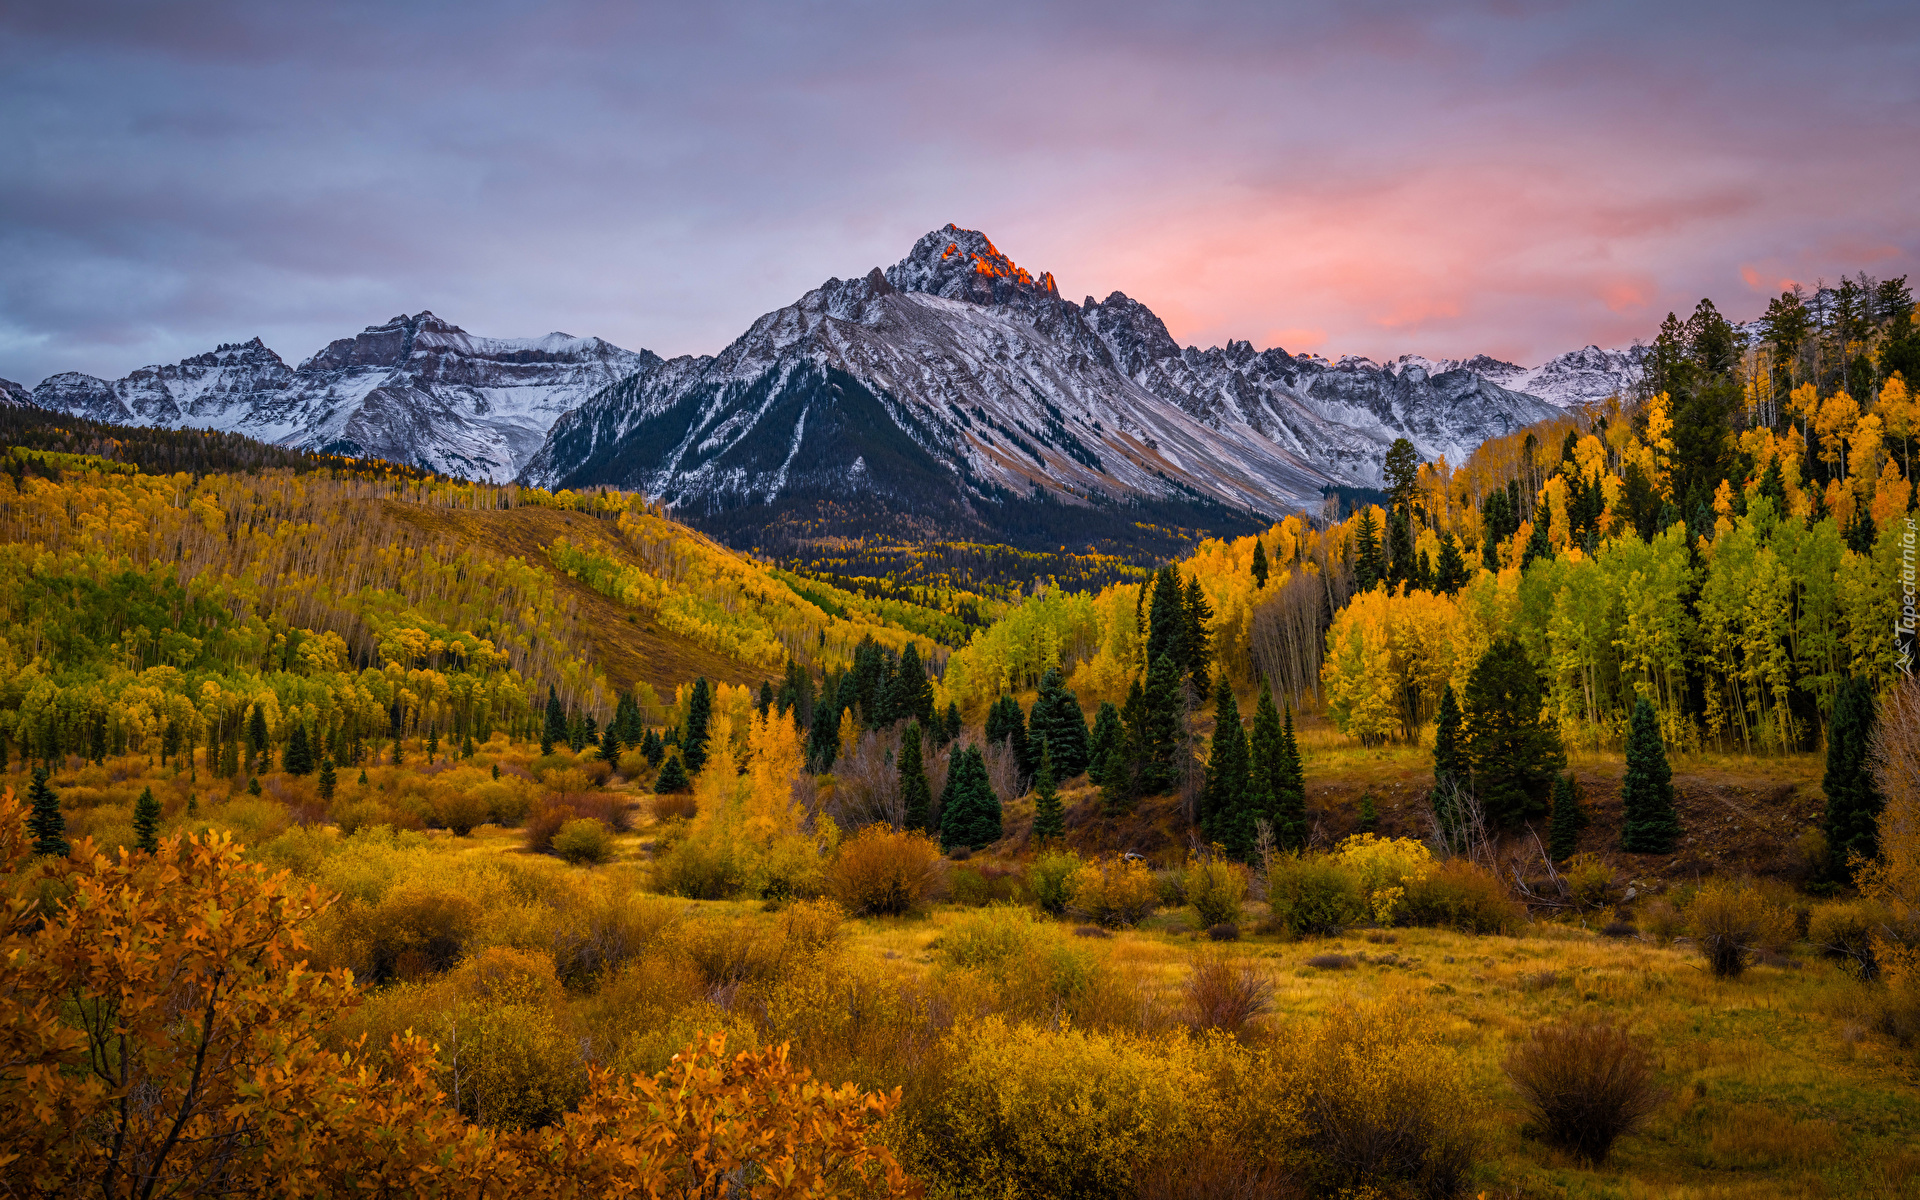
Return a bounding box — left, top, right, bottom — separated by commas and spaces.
26, 313, 648, 481
524, 225, 1573, 554
0, 378, 34, 408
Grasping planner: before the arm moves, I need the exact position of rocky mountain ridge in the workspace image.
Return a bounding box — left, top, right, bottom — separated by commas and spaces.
523, 226, 1591, 552
23, 313, 647, 481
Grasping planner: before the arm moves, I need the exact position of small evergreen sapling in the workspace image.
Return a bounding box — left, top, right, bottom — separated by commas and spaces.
1619, 698, 1679, 854
899, 721, 932, 834
1548, 773, 1586, 862
1087, 701, 1124, 784
28, 766, 67, 857
940, 745, 1001, 851
655, 754, 691, 794
1030, 733, 1064, 846
133, 786, 162, 853
1822, 676, 1884, 883
1275, 704, 1307, 852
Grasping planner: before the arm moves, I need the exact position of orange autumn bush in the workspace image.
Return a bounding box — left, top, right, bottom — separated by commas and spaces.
0, 787, 919, 1199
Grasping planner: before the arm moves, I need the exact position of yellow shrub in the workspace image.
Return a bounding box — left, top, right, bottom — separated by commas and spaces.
1331, 834, 1433, 924
1291, 1000, 1477, 1197
1183, 853, 1248, 928
912, 1018, 1212, 1199
1068, 856, 1159, 927
829, 825, 945, 915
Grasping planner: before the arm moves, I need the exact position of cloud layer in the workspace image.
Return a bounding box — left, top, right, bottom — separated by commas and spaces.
3, 0, 1916, 386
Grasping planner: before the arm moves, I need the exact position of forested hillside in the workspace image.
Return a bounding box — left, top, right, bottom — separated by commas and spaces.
0, 411, 961, 772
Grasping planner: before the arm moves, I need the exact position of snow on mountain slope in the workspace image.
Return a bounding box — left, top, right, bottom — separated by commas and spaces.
527, 226, 1590, 554
27, 314, 648, 481
0, 378, 36, 408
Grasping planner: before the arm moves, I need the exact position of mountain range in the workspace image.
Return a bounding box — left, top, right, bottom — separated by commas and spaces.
9, 225, 1645, 554
15, 314, 646, 481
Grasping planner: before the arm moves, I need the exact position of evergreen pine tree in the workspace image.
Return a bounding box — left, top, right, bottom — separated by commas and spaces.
1138, 653, 1182, 795
247, 777, 261, 796
1087, 701, 1123, 784
1822, 676, 1884, 883
1548, 773, 1585, 862
1275, 704, 1307, 852
1028, 667, 1091, 779
1201, 677, 1250, 854
808, 690, 842, 772
655, 754, 691, 794
1354, 508, 1383, 592
1106, 681, 1150, 815
132, 785, 161, 853
939, 746, 1001, 851
247, 702, 270, 756
1619, 697, 1680, 854
891, 643, 935, 725
1435, 535, 1468, 594
462, 730, 475, 758
1144, 566, 1185, 669
1464, 638, 1565, 828
683, 677, 713, 773
1251, 540, 1270, 588
1431, 683, 1468, 848
1245, 683, 1285, 846
1030, 732, 1064, 845
900, 721, 932, 833
642, 727, 665, 767
1183, 576, 1214, 697
599, 723, 622, 761
427, 723, 441, 760
567, 712, 586, 753
541, 686, 564, 756
219, 738, 239, 779
317, 757, 337, 802
284, 723, 315, 776
1521, 502, 1553, 570
1387, 505, 1414, 586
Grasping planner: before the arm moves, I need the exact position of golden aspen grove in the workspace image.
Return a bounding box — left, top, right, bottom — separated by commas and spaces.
10, 279, 1920, 1200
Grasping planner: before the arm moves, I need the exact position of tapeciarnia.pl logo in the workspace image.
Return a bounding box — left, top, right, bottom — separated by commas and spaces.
1900, 515, 1916, 677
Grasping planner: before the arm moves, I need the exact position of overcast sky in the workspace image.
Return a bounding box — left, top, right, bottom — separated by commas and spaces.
3, 0, 1916, 387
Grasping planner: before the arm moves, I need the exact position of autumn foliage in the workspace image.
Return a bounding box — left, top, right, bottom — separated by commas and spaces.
0, 787, 918, 1199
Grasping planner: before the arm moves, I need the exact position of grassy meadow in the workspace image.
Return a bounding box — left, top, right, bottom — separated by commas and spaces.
20, 727, 1920, 1200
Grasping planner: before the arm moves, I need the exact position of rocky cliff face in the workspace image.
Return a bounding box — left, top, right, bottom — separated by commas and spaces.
525, 226, 1585, 552
27, 314, 647, 481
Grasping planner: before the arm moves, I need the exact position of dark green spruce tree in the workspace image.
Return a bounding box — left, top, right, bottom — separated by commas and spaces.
1822, 677, 1884, 883
1464, 638, 1565, 828
284, 723, 315, 777
683, 677, 714, 774
1431, 683, 1467, 848
940, 745, 1001, 851
900, 720, 932, 834
1201, 676, 1249, 850
1548, 773, 1586, 862
133, 786, 162, 854
1087, 701, 1124, 785
317, 757, 337, 802
1244, 683, 1287, 848
1183, 576, 1214, 697
1354, 508, 1383, 593
1251, 540, 1270, 588
1138, 652, 1183, 795
1619, 697, 1680, 854
542, 686, 564, 756
642, 727, 665, 767
28, 766, 67, 858
1030, 732, 1065, 845
655, 753, 691, 794
1029, 666, 1091, 779
1275, 704, 1307, 852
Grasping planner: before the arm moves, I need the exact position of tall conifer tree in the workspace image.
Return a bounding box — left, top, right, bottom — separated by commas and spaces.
1548, 773, 1585, 862
900, 721, 932, 833
1201, 677, 1249, 848
133, 786, 162, 853
1620, 698, 1679, 853
1464, 639, 1565, 828
28, 766, 67, 858
1822, 677, 1884, 883
1251, 540, 1270, 588
1030, 733, 1064, 845
683, 677, 713, 773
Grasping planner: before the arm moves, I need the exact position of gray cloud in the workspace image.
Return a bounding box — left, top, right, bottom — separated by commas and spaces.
2, 0, 1915, 386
